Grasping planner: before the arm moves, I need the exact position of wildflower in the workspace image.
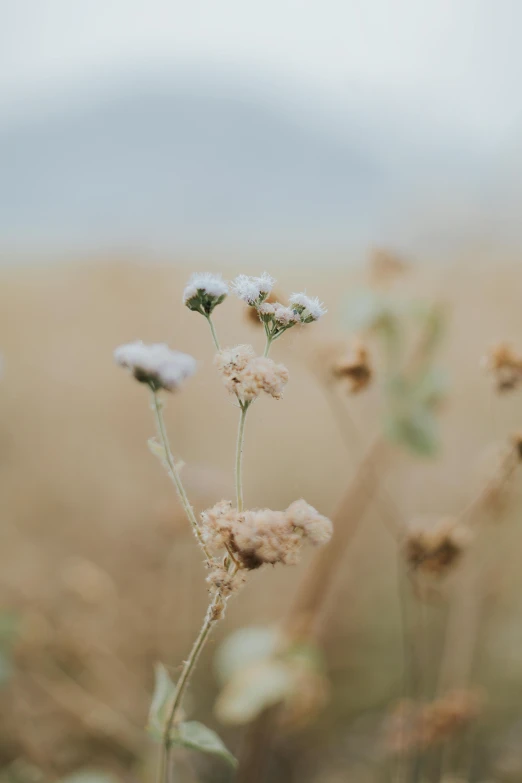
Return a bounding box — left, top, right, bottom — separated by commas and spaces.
114, 341, 196, 392
231, 273, 275, 306
257, 301, 302, 340
333, 339, 373, 393
288, 293, 327, 323
215, 346, 289, 402
403, 516, 470, 576
207, 564, 247, 597
200, 501, 332, 571
482, 342, 522, 392
239, 357, 289, 401
285, 499, 333, 545
182, 272, 228, 315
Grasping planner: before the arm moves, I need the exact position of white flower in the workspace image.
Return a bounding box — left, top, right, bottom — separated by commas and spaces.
273, 304, 301, 327
182, 272, 228, 314
289, 292, 327, 322
114, 341, 197, 392
231, 273, 275, 305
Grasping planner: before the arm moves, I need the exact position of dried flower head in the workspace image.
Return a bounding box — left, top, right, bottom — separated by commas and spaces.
182, 272, 228, 315
114, 341, 197, 392
333, 339, 373, 393
483, 342, 522, 392
385, 690, 482, 754
289, 293, 327, 323
200, 500, 332, 571
403, 516, 471, 576
232, 273, 275, 305
215, 346, 289, 402
206, 563, 247, 597
285, 499, 333, 545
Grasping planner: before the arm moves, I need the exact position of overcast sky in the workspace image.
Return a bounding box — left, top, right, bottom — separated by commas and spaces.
1, 0, 522, 148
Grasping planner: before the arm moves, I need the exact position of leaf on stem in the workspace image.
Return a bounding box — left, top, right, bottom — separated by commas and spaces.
172, 721, 237, 768
147, 662, 176, 736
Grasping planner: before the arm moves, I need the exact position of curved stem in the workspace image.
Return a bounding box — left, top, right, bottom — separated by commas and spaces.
235, 402, 249, 512
163, 594, 221, 772
151, 391, 210, 560
206, 315, 221, 351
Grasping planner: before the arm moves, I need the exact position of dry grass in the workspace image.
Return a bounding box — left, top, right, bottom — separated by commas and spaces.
1, 255, 522, 779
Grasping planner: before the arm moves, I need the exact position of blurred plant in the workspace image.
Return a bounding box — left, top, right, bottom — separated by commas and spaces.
114, 271, 331, 781
0, 610, 18, 686
482, 341, 522, 393
345, 288, 448, 455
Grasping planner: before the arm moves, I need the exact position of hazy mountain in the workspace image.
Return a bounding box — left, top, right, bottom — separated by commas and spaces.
0, 75, 506, 252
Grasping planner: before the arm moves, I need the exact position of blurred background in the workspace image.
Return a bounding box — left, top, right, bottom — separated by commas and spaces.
2, 2, 522, 782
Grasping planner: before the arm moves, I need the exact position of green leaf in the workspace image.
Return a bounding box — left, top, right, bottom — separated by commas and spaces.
148, 663, 176, 735
215, 660, 293, 725
173, 721, 237, 768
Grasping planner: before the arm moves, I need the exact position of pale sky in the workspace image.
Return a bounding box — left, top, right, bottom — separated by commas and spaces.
1, 0, 522, 148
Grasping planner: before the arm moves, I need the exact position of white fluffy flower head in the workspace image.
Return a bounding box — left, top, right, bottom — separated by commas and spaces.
231, 273, 275, 305
114, 341, 197, 392
182, 272, 228, 315
289, 292, 327, 323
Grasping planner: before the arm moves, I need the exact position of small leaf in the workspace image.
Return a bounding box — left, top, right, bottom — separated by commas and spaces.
215, 660, 293, 725
147, 439, 184, 470
148, 663, 176, 735
148, 437, 167, 461
173, 721, 237, 768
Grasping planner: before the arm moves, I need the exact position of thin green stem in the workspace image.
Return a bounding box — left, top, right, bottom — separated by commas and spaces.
151, 391, 210, 560
205, 314, 221, 351
235, 402, 249, 512
163, 594, 221, 773
263, 335, 273, 357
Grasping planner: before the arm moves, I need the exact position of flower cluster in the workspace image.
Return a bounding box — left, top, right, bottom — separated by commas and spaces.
215, 345, 289, 402
333, 339, 373, 394
231, 273, 275, 305
403, 516, 471, 576
483, 342, 522, 392
230, 274, 326, 341
182, 272, 229, 316
114, 341, 197, 392
385, 690, 482, 754
201, 499, 333, 573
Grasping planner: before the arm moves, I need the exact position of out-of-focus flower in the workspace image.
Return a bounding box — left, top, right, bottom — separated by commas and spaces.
403, 516, 471, 576
114, 341, 196, 392
182, 272, 229, 315
482, 342, 522, 392
333, 339, 373, 393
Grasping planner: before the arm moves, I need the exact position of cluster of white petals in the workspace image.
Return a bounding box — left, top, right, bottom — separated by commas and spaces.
182, 272, 229, 314
114, 341, 197, 392
231, 273, 275, 304
289, 293, 327, 322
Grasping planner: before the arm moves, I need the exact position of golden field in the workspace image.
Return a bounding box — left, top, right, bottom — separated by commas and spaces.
1, 254, 522, 782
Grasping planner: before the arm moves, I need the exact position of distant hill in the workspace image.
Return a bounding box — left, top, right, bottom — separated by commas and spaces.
0, 79, 387, 249
0, 74, 513, 252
